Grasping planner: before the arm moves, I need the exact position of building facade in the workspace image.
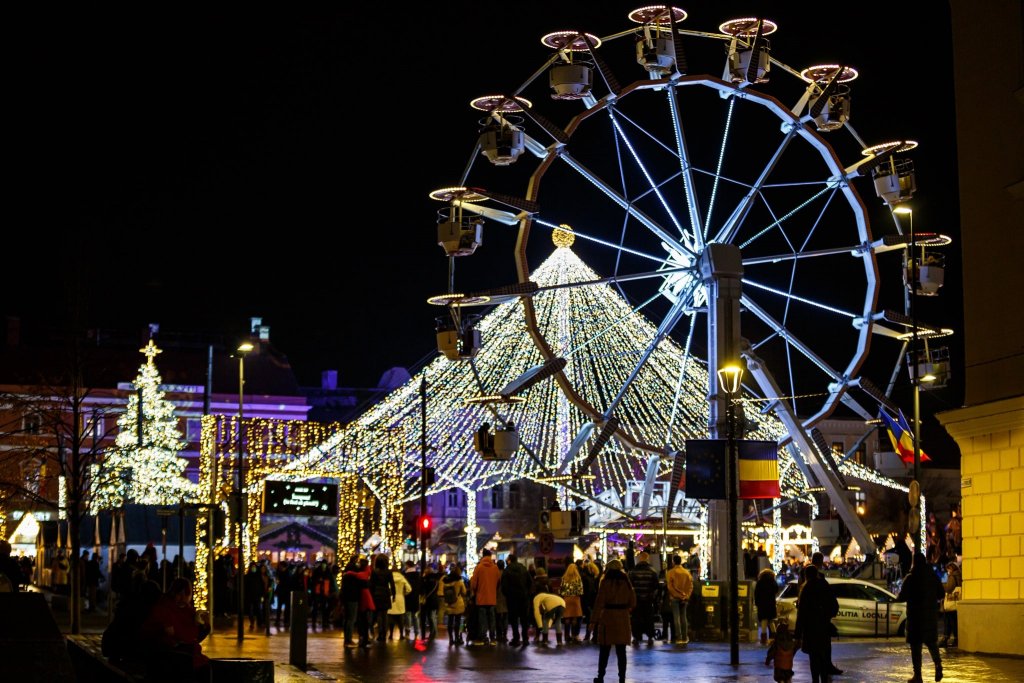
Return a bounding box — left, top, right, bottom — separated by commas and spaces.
938, 0, 1024, 657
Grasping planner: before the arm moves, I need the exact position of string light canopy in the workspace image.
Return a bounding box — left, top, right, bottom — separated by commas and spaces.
295, 241, 907, 520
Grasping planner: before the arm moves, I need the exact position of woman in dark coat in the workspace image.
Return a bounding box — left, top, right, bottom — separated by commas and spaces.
898, 552, 943, 683
794, 564, 839, 683
591, 559, 637, 683
369, 554, 396, 642
754, 567, 778, 645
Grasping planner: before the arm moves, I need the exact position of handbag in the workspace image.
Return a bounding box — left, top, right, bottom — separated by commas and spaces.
942, 587, 961, 612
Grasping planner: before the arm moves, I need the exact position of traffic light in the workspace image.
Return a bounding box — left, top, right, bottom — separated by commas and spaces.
418, 515, 432, 541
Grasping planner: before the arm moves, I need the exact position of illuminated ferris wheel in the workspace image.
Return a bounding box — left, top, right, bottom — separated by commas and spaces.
429, 7, 932, 544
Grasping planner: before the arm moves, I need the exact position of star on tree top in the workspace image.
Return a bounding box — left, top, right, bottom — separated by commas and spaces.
140, 339, 163, 365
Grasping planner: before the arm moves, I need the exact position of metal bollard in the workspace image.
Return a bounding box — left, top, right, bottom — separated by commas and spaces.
289, 590, 308, 669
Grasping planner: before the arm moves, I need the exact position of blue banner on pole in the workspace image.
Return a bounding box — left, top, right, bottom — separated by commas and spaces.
684, 439, 727, 500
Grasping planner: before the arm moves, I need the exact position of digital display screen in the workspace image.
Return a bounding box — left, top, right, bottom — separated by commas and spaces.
263, 481, 338, 516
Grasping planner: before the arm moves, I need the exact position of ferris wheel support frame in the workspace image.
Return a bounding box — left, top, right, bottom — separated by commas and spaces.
743, 344, 877, 554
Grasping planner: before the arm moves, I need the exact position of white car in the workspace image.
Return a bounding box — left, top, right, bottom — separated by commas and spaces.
775, 577, 907, 636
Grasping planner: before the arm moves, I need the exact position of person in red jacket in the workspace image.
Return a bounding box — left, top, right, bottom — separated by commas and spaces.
470, 548, 502, 645
142, 577, 210, 681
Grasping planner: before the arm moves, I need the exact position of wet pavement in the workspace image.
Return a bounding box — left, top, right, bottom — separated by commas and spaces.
59, 602, 1023, 682
197, 622, 1022, 683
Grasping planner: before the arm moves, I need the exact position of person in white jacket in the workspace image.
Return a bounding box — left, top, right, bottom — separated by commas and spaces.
532, 591, 566, 645
387, 567, 413, 640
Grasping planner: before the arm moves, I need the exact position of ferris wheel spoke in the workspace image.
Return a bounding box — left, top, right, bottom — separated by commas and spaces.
603, 297, 689, 419
558, 151, 695, 258
663, 309, 699, 447
742, 242, 871, 266
714, 127, 799, 246
702, 94, 738, 244
533, 217, 669, 266
606, 109, 691, 242
742, 183, 839, 252
599, 110, 687, 237
665, 86, 706, 246
741, 278, 858, 319
741, 294, 847, 383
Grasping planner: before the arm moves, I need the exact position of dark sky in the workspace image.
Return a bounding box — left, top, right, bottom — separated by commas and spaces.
11, 3, 962, 461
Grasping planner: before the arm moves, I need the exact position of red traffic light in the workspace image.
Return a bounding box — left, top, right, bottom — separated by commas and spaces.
419, 516, 432, 532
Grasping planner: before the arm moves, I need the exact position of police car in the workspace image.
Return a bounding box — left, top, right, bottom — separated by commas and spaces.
775, 577, 907, 636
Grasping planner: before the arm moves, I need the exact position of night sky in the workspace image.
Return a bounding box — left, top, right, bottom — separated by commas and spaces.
11, 3, 962, 462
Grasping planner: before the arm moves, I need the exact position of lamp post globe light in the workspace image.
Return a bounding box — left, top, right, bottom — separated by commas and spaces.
235, 340, 253, 642
716, 363, 743, 666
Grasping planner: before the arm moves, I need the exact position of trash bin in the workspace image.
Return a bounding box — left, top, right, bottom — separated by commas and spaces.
737, 580, 758, 643
696, 581, 724, 641
209, 657, 274, 683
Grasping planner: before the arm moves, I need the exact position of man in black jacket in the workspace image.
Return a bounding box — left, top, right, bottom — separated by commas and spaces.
500, 554, 531, 646
627, 551, 660, 645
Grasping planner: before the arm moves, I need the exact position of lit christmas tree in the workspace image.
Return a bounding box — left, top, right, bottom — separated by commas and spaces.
92, 340, 194, 509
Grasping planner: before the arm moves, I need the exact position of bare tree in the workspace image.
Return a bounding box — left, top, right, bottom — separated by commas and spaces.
0, 333, 119, 634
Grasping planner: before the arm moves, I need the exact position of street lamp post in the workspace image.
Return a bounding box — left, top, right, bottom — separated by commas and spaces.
235, 341, 253, 642
894, 206, 922, 482
717, 364, 743, 667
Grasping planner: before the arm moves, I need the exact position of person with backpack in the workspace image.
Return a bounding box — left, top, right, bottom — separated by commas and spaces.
765, 619, 797, 682
442, 562, 467, 645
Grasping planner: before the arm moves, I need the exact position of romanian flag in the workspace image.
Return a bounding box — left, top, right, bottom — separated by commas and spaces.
879, 406, 931, 463
738, 440, 781, 499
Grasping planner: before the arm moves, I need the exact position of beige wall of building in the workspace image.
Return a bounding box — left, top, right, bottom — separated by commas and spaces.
939, 398, 1024, 655
938, 0, 1024, 658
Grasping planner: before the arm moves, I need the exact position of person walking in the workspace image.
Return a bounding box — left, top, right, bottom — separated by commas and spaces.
419, 565, 440, 640
470, 548, 501, 644
591, 559, 636, 683
805, 551, 843, 676
765, 620, 797, 682
755, 567, 779, 645
794, 564, 839, 683
501, 554, 531, 647
898, 552, 944, 683
939, 561, 961, 648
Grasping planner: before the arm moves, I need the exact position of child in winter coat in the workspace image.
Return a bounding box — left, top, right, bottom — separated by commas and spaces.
765, 619, 796, 682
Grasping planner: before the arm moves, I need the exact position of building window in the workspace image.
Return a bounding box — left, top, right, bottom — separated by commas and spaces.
831, 441, 844, 458
83, 412, 104, 441
447, 489, 462, 508
508, 483, 521, 509
491, 486, 504, 509
186, 418, 202, 443
854, 444, 866, 466
23, 414, 41, 435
